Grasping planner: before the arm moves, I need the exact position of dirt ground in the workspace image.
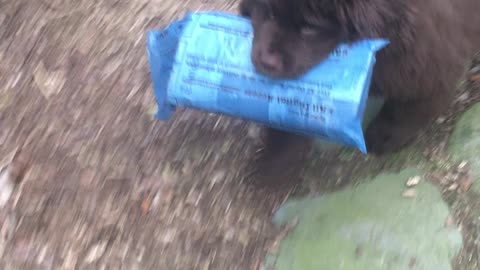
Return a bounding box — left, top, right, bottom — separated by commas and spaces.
0, 0, 292, 269
1, 0, 480, 269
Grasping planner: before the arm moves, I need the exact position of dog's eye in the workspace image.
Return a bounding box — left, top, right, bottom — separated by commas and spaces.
255, 2, 275, 20
266, 9, 275, 20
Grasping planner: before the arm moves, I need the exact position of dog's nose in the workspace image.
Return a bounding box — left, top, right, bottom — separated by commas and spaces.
258, 47, 283, 74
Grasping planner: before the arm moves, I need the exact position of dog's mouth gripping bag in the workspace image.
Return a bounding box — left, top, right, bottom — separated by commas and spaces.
146, 12, 388, 154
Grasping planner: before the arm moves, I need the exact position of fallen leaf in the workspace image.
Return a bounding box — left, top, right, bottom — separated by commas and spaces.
0, 91, 11, 110
0, 148, 25, 207
470, 74, 480, 82
202, 261, 210, 270
83, 240, 108, 264
459, 174, 474, 192
160, 228, 176, 244
445, 216, 455, 227
402, 188, 417, 198
238, 230, 249, 248
224, 228, 235, 242
470, 65, 480, 74
436, 116, 446, 124
448, 183, 459, 191
409, 257, 417, 268
458, 161, 468, 170
406, 176, 421, 187
355, 245, 363, 258
33, 62, 65, 99
456, 92, 470, 103
0, 167, 14, 207
146, 102, 158, 117
8, 155, 28, 184
140, 193, 153, 215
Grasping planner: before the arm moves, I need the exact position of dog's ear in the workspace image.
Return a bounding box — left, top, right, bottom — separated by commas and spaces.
239, 0, 255, 17
335, 0, 407, 39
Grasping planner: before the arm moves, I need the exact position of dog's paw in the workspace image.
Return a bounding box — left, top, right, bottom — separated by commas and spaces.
244, 129, 313, 188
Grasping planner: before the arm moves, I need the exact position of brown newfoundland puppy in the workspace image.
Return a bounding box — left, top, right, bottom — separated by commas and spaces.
239, 0, 480, 184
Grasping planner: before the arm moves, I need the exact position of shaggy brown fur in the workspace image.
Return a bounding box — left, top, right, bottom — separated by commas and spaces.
239, 0, 480, 184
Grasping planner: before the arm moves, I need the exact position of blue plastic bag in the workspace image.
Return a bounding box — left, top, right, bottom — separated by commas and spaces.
146, 12, 388, 154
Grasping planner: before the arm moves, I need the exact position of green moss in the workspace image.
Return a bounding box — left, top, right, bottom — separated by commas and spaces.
268, 169, 462, 270
448, 103, 480, 192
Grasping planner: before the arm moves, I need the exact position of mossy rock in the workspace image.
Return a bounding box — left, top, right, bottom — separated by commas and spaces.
448, 103, 480, 191
267, 169, 462, 270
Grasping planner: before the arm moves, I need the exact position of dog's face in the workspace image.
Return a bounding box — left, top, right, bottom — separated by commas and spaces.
240, 0, 346, 79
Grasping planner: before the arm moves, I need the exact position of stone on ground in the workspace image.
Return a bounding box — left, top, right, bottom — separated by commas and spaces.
448, 103, 480, 192
266, 169, 462, 270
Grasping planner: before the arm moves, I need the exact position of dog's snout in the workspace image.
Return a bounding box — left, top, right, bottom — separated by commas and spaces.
258, 47, 283, 74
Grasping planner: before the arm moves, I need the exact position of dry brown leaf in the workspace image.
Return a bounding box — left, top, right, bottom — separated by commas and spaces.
9, 154, 29, 184
445, 216, 455, 227
355, 245, 363, 258
140, 193, 153, 215
459, 174, 474, 192
470, 74, 480, 82
409, 257, 417, 269
0, 91, 12, 111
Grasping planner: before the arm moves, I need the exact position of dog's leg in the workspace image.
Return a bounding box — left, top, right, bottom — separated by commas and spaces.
365, 93, 450, 154
247, 127, 313, 187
